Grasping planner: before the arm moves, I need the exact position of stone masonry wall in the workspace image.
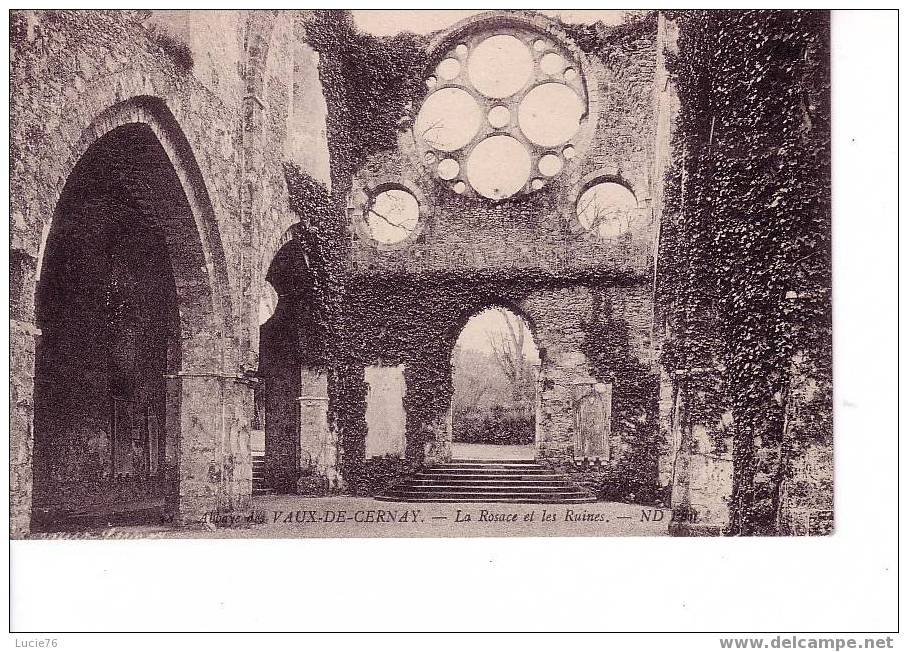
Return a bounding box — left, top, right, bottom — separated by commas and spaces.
334, 12, 665, 493
9, 9, 332, 536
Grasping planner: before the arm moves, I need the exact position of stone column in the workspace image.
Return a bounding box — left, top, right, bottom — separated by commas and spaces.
522, 287, 595, 467
423, 412, 452, 466
402, 360, 451, 467
298, 367, 337, 490
10, 319, 37, 538
224, 377, 254, 514
667, 375, 732, 536
669, 440, 732, 536
163, 372, 253, 525
535, 350, 591, 465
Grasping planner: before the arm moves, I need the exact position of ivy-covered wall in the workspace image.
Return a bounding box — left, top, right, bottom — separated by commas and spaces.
279, 10, 670, 499
658, 10, 832, 535
10, 9, 833, 536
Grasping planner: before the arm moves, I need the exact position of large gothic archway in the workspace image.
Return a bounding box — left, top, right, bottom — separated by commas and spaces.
30, 101, 244, 530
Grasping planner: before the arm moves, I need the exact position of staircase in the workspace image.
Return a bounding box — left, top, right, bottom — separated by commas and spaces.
375, 459, 595, 504
252, 453, 270, 495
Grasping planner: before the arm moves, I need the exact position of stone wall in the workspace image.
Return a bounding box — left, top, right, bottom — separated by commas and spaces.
336, 12, 666, 494
9, 9, 332, 536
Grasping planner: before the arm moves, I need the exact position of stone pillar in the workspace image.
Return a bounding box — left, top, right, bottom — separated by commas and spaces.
163, 372, 253, 525
535, 349, 590, 465
668, 376, 733, 536
674, 445, 732, 535
403, 361, 451, 466
423, 413, 452, 466
521, 287, 596, 467
298, 367, 337, 490
10, 320, 37, 538
224, 377, 254, 514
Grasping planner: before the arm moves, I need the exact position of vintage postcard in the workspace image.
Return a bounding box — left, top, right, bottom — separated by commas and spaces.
9, 9, 832, 540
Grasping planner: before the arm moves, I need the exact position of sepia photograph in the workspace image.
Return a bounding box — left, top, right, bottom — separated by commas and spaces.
6, 5, 898, 641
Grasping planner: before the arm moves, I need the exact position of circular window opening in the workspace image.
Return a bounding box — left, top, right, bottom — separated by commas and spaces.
412, 22, 591, 200
538, 153, 563, 177
415, 87, 482, 152
437, 158, 460, 180
518, 83, 584, 147
436, 57, 461, 80
365, 188, 420, 244
540, 52, 565, 76
488, 105, 511, 129
467, 135, 531, 200
468, 34, 534, 98
576, 182, 637, 239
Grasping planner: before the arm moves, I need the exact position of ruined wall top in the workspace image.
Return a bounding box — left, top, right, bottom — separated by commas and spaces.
347, 11, 668, 282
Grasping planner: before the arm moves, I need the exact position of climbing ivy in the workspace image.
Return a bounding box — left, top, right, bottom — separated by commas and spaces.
659, 11, 831, 534
581, 290, 662, 503
561, 11, 657, 55
288, 11, 432, 493
282, 11, 669, 500
304, 10, 429, 184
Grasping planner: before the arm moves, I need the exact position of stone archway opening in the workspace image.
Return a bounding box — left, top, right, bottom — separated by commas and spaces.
258, 236, 334, 496
32, 123, 192, 530
450, 307, 540, 461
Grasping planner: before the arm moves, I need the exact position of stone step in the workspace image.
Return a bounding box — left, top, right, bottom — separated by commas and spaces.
377, 459, 595, 504
449, 459, 539, 465
375, 494, 593, 504
421, 468, 557, 476
376, 487, 585, 496
252, 454, 268, 493
407, 478, 569, 486
415, 475, 558, 483
394, 484, 581, 492
438, 460, 539, 469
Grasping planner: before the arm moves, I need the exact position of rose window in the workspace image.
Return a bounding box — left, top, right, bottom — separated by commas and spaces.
414, 27, 588, 201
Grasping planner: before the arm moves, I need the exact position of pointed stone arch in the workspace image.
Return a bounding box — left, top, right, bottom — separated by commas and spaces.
13, 95, 249, 535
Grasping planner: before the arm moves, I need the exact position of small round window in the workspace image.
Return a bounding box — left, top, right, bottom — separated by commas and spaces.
365, 188, 420, 244
576, 182, 638, 239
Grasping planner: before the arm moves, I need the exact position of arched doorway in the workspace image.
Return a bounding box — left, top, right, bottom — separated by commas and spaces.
450, 307, 540, 461
31, 118, 225, 530
258, 236, 334, 495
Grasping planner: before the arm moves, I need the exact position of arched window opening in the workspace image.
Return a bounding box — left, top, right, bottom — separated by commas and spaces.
450, 307, 540, 460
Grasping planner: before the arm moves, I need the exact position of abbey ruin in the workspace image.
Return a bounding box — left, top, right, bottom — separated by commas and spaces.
9, 10, 833, 538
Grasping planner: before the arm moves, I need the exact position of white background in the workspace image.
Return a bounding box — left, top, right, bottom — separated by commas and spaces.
4, 4, 901, 648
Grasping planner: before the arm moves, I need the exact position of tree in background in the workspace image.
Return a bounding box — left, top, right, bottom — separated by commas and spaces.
485, 308, 536, 411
